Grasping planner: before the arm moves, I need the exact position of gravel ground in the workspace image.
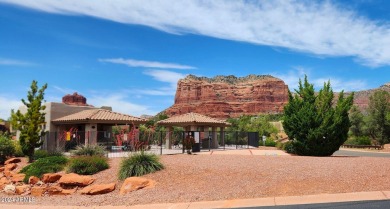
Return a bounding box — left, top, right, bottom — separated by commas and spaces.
7, 153, 389, 207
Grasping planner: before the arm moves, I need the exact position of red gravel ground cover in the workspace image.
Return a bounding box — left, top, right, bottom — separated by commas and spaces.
14, 153, 390, 206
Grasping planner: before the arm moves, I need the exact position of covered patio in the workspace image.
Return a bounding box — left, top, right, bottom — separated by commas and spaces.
51, 109, 147, 151
157, 112, 231, 149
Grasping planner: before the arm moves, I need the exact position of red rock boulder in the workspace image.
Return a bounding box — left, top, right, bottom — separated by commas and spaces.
31, 186, 47, 197
5, 163, 17, 171
46, 185, 78, 196
0, 177, 10, 190
5, 158, 21, 165
42, 173, 62, 183
61, 188, 77, 195
120, 177, 155, 195
3, 169, 13, 178
80, 183, 116, 195
15, 185, 30, 195
11, 173, 25, 182
46, 185, 63, 195
58, 173, 95, 187
28, 176, 40, 185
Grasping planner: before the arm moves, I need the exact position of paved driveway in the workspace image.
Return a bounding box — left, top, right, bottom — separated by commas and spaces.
239, 200, 390, 209
333, 149, 390, 158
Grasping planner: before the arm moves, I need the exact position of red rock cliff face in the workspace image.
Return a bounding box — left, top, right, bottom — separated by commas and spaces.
165, 75, 289, 119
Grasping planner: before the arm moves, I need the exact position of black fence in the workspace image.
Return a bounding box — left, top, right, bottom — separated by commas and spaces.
40, 131, 260, 157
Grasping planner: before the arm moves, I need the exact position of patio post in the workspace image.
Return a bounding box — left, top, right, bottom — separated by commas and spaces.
166, 126, 173, 149
212, 127, 218, 148
220, 127, 225, 147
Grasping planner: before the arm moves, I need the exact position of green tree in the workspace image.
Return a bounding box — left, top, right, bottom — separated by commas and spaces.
366, 90, 390, 145
11, 80, 47, 162
349, 106, 365, 137
283, 76, 354, 156
0, 134, 15, 164
226, 115, 278, 137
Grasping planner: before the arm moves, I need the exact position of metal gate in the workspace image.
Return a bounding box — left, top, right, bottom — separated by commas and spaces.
248, 132, 259, 147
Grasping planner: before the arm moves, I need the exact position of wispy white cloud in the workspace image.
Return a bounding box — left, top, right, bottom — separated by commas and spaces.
275, 66, 309, 91
99, 58, 195, 70
3, 1, 390, 66
128, 70, 187, 96
88, 93, 157, 117
274, 67, 368, 92
0, 58, 35, 66
313, 78, 368, 92
143, 69, 186, 88
0, 96, 22, 120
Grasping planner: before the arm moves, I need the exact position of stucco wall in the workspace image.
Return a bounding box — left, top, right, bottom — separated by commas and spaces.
16, 102, 101, 151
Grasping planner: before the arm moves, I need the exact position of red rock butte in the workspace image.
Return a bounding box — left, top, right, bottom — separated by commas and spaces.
62, 92, 88, 106
165, 74, 289, 119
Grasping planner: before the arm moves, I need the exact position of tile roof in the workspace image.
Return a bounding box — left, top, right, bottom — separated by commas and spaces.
53, 109, 147, 124
157, 112, 231, 126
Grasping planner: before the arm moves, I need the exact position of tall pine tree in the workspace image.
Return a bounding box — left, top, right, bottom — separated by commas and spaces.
366, 90, 390, 145
283, 75, 354, 156
349, 106, 365, 137
11, 80, 47, 162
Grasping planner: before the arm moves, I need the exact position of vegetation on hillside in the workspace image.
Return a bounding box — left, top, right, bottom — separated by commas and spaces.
347, 90, 390, 145
226, 114, 280, 138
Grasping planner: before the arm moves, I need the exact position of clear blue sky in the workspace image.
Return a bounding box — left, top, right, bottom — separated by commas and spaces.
1, 0, 390, 119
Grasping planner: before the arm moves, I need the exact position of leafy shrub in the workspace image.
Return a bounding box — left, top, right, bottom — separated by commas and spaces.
264, 138, 277, 147
225, 137, 234, 146
118, 151, 164, 180
0, 135, 15, 164
275, 142, 284, 150
237, 138, 247, 146
67, 156, 109, 175
344, 136, 372, 146
283, 141, 295, 154
13, 140, 24, 157
71, 145, 106, 157
33, 150, 50, 159
20, 156, 68, 182
33, 149, 63, 160
357, 136, 372, 145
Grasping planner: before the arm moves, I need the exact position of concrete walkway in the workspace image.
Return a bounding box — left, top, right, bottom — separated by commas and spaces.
2, 190, 390, 209
197, 148, 290, 156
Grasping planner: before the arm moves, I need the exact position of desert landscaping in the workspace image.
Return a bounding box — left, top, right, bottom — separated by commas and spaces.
2, 148, 390, 207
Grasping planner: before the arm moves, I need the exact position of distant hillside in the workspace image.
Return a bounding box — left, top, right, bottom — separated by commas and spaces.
346, 82, 390, 111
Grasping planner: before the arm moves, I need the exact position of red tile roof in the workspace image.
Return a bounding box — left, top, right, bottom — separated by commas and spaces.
53, 109, 147, 124
157, 112, 230, 126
